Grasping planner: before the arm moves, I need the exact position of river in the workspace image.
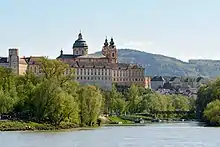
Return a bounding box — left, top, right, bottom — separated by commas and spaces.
0, 122, 219, 147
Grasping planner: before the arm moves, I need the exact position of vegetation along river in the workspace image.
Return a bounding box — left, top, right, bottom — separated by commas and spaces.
0, 122, 220, 147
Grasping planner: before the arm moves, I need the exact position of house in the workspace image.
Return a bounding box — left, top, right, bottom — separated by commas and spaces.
169, 76, 182, 88
151, 76, 165, 90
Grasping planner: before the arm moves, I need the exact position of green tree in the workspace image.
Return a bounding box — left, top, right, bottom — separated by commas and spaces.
204, 99, 220, 126
0, 67, 18, 115
127, 84, 140, 114
78, 85, 103, 126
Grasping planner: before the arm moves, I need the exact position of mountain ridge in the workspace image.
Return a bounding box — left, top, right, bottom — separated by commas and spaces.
92, 49, 220, 77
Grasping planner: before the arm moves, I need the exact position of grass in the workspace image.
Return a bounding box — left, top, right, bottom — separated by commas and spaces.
0, 120, 82, 131
0, 120, 55, 131
107, 116, 134, 124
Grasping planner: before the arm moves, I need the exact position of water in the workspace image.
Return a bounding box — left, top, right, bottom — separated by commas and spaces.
0, 122, 220, 147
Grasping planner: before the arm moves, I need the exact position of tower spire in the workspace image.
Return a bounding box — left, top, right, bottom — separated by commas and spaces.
60, 48, 63, 55
78, 30, 82, 39
104, 36, 108, 46
110, 37, 114, 46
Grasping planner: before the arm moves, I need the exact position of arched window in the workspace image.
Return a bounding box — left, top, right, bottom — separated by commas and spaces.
112, 52, 115, 57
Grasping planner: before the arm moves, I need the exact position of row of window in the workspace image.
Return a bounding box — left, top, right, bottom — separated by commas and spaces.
113, 78, 144, 82
76, 76, 144, 82
75, 68, 143, 77
77, 76, 111, 81
28, 66, 144, 78
76, 68, 111, 76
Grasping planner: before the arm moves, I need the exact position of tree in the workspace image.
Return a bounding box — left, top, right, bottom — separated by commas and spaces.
0, 67, 18, 115
38, 57, 75, 85
172, 95, 190, 111
78, 85, 103, 126
204, 99, 220, 126
196, 78, 220, 119
127, 84, 140, 114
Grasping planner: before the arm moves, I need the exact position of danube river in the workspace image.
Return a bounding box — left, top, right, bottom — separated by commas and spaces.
0, 122, 219, 147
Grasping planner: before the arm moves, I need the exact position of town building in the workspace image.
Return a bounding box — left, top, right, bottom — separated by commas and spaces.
0, 48, 27, 75
150, 76, 165, 90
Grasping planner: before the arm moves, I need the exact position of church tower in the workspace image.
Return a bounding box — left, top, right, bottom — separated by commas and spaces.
72, 32, 88, 56
102, 37, 118, 63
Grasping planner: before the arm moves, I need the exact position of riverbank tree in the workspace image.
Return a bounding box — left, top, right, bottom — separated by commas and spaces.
197, 78, 220, 126
0, 57, 195, 129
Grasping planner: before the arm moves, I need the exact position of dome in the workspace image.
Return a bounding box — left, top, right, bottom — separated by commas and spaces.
72, 33, 88, 48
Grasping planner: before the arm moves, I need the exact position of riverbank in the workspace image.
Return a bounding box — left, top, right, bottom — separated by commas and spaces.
0, 120, 98, 132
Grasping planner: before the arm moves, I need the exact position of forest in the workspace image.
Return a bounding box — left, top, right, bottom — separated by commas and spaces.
0, 57, 214, 130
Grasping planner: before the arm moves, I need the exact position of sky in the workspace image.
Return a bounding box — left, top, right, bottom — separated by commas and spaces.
0, 0, 220, 61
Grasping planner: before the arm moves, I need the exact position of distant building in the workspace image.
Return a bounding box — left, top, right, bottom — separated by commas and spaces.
169, 76, 182, 88
151, 76, 165, 90
0, 48, 27, 75
144, 77, 151, 89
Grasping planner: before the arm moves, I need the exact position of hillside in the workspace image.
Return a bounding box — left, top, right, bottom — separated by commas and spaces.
93, 49, 220, 77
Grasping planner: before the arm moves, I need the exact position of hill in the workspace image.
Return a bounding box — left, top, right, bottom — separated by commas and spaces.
92, 49, 220, 77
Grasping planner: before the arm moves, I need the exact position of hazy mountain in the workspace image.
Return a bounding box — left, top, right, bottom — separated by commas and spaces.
92, 49, 220, 77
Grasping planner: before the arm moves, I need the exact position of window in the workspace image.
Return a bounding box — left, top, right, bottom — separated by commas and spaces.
112, 52, 115, 57
34, 66, 37, 73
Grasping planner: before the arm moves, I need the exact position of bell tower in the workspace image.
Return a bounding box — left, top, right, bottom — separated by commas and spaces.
102, 37, 118, 63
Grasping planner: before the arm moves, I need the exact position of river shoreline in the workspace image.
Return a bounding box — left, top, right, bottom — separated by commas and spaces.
0, 120, 204, 132
0, 120, 100, 132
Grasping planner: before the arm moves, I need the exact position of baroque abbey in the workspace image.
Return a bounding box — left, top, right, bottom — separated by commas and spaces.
56, 33, 145, 89
0, 33, 146, 90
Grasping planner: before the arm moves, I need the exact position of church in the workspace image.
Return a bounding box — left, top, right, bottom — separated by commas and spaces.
56, 33, 145, 90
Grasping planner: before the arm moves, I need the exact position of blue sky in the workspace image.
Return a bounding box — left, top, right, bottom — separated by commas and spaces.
0, 0, 219, 61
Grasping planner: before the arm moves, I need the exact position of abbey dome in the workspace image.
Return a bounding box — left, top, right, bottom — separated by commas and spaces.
72, 33, 88, 48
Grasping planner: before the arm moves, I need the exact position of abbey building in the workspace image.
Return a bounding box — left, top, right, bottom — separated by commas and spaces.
0, 33, 146, 90
56, 33, 145, 89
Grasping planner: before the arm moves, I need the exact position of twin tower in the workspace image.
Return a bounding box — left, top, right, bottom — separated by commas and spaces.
72, 33, 118, 63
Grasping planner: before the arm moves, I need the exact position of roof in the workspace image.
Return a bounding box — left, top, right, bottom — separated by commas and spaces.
169, 76, 180, 82
24, 56, 44, 64
196, 76, 204, 82
151, 76, 165, 81
72, 33, 88, 48
67, 61, 143, 70
77, 54, 106, 58
57, 54, 106, 59
0, 57, 8, 63
57, 54, 81, 59
19, 58, 28, 65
